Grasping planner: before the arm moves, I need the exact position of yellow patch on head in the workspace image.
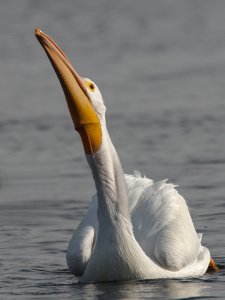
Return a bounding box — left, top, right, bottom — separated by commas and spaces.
85, 80, 95, 92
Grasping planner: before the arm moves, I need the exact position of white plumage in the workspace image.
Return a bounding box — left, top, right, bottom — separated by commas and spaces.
60, 76, 210, 283
67, 171, 210, 282
35, 29, 212, 283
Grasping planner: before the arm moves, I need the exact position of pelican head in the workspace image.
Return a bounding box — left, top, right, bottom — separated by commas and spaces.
35, 28, 105, 154
83, 77, 106, 122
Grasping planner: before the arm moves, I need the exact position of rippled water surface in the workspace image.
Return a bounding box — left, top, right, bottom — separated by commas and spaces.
1, 1, 225, 299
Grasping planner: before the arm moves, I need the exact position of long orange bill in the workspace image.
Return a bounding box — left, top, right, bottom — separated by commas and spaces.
35, 28, 102, 154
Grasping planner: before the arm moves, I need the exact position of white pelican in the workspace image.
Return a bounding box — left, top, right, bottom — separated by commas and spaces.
35, 29, 218, 283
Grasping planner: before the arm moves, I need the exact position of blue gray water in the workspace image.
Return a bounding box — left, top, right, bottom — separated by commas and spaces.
1, 0, 225, 299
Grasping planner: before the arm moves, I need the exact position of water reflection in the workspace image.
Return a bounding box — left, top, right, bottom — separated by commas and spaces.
74, 278, 211, 300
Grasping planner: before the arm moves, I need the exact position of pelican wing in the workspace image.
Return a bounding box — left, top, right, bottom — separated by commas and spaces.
126, 171, 200, 271
66, 196, 98, 276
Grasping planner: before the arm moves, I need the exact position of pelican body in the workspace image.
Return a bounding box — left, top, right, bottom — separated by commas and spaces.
35, 29, 217, 283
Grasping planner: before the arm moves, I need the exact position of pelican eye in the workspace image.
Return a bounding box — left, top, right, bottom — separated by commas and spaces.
87, 82, 95, 92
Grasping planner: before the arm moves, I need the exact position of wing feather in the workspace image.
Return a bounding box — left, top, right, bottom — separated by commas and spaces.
126, 172, 200, 271
66, 195, 98, 275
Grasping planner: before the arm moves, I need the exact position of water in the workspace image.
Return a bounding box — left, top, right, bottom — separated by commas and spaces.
1, 0, 225, 299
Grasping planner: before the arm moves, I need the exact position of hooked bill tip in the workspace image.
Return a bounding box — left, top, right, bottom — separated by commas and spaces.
35, 28, 42, 36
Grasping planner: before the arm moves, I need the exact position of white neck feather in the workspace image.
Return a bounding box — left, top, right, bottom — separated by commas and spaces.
82, 120, 160, 282
86, 123, 130, 227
